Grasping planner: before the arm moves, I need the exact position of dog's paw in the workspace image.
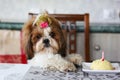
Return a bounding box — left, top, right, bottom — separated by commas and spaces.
64, 62, 77, 72
46, 66, 58, 71
66, 54, 83, 66
57, 61, 77, 72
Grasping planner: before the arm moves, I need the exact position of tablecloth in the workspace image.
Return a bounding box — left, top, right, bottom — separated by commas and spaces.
0, 63, 120, 80
22, 66, 120, 80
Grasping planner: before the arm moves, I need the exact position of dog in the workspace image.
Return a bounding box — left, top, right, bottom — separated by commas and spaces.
22, 12, 83, 72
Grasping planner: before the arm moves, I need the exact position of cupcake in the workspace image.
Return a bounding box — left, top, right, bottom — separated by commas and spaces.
90, 59, 113, 70
90, 51, 113, 70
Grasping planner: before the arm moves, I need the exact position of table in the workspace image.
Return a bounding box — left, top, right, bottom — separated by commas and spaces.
0, 63, 30, 80
0, 63, 120, 80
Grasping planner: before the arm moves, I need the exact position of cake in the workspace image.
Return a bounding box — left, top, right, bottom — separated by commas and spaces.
90, 59, 113, 70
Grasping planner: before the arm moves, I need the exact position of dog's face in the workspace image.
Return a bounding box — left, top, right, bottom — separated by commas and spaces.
22, 13, 66, 59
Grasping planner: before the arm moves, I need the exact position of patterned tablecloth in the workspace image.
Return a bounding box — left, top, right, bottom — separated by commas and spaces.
22, 66, 120, 80
0, 63, 120, 80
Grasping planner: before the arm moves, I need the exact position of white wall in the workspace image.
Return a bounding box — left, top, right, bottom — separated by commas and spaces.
77, 33, 120, 61
0, 0, 120, 23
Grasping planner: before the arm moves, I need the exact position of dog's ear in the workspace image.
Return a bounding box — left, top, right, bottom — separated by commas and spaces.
25, 34, 34, 59
58, 39, 67, 57
22, 17, 35, 59
58, 30, 67, 57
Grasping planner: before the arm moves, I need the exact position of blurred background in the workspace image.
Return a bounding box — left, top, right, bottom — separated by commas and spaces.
0, 0, 120, 23
0, 0, 120, 62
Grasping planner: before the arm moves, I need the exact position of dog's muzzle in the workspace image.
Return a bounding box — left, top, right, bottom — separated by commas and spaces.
43, 39, 50, 47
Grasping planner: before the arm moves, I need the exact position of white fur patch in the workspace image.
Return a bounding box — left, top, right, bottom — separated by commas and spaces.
29, 52, 55, 67
29, 53, 76, 72
43, 27, 51, 38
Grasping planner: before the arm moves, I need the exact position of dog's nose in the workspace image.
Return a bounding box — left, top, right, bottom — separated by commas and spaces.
43, 39, 49, 44
43, 39, 50, 47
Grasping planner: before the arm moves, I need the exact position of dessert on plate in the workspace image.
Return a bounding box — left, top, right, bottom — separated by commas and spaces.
90, 51, 114, 70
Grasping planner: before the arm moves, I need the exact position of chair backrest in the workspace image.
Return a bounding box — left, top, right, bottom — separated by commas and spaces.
28, 13, 90, 62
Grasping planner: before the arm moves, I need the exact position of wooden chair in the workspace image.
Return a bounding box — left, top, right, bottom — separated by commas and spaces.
28, 13, 90, 62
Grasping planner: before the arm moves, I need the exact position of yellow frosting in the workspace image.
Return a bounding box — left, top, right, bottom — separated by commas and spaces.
90, 59, 113, 70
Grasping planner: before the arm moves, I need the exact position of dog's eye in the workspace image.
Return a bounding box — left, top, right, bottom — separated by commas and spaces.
36, 34, 41, 39
49, 32, 55, 38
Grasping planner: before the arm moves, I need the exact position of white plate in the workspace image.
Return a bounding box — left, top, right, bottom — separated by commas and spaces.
82, 62, 120, 74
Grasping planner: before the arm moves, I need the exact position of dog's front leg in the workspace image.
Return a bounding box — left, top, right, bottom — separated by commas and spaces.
29, 54, 76, 72
65, 53, 83, 66
48, 54, 76, 72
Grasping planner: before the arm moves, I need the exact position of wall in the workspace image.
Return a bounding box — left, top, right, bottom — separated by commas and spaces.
0, 0, 120, 23
77, 33, 120, 61
0, 0, 120, 61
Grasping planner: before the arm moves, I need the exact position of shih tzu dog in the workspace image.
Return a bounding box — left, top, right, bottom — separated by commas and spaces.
22, 12, 83, 72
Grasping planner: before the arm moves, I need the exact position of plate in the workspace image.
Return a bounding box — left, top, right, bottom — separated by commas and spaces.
82, 62, 120, 74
